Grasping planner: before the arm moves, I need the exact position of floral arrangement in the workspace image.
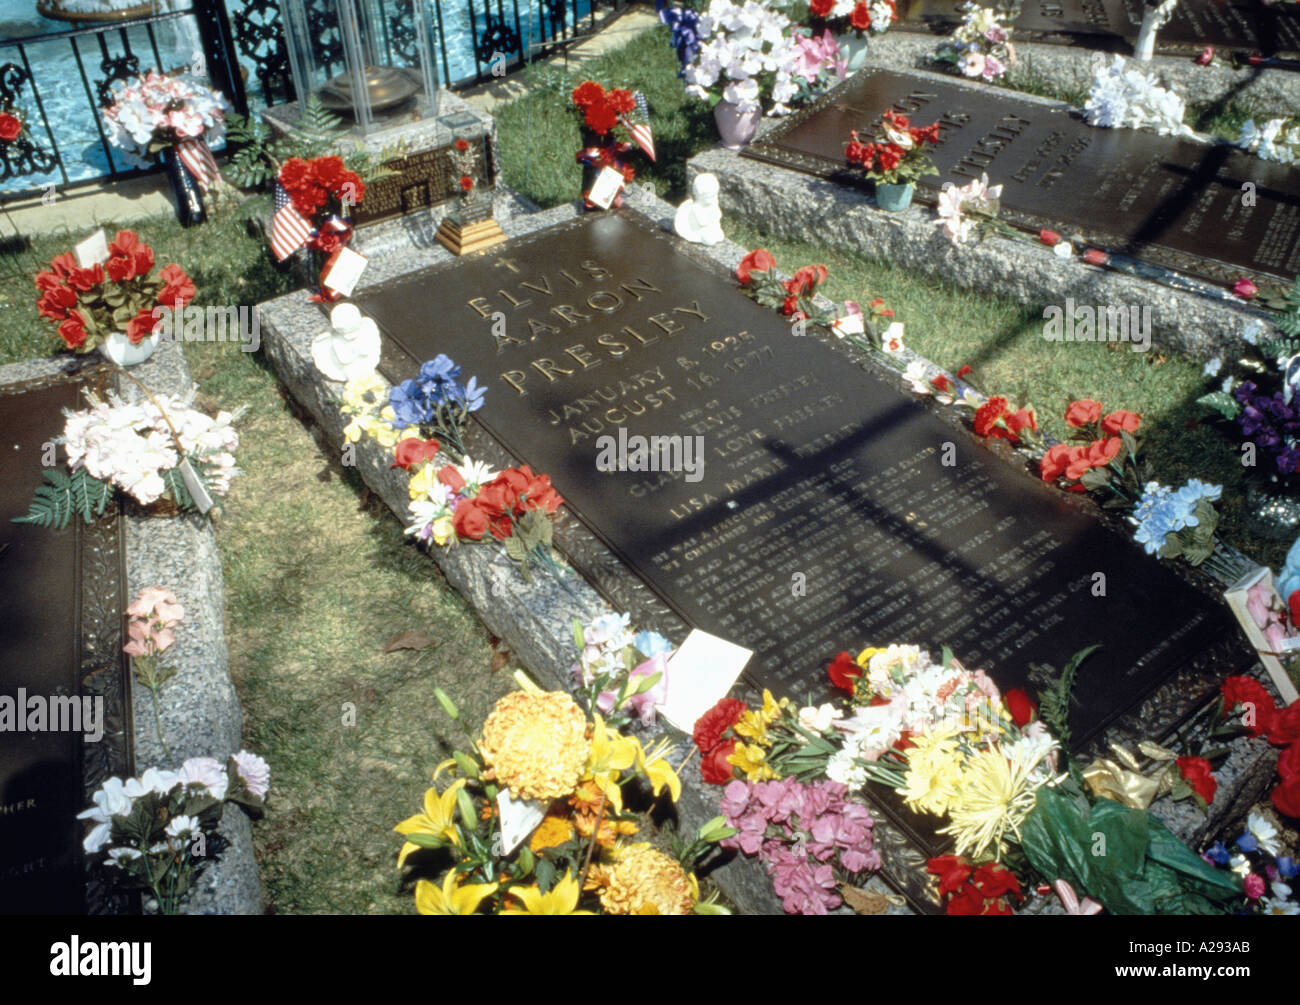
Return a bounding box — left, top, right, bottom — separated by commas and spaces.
571, 81, 652, 205
1236, 117, 1300, 165
394, 682, 729, 914
571, 612, 675, 731
125, 587, 184, 762
1221, 674, 1300, 813
694, 644, 1246, 914
844, 110, 941, 187
78, 752, 269, 914
1083, 54, 1193, 137
1129, 479, 1222, 563
682, 0, 820, 116
17, 386, 240, 528
341, 358, 566, 580
807, 0, 897, 39
446, 136, 480, 198
736, 247, 881, 334
934, 173, 1008, 245
277, 154, 365, 253
35, 229, 195, 354
1204, 814, 1297, 915
935, 3, 1016, 81
101, 71, 229, 167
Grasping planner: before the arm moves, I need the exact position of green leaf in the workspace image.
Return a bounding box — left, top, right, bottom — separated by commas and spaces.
14, 468, 113, 529
1195, 390, 1241, 420
1079, 466, 1110, 491
572, 618, 585, 653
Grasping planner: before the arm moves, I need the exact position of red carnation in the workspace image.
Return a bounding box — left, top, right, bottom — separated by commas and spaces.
125, 307, 159, 345
1266, 701, 1300, 747
0, 112, 21, 142
607, 88, 636, 114
1221, 675, 1276, 736
1003, 688, 1037, 727
849, 2, 873, 30
1064, 398, 1103, 428
157, 263, 195, 309
973, 396, 1010, 438
927, 854, 973, 897
1101, 409, 1141, 436
1278, 741, 1300, 780
737, 248, 776, 285
700, 738, 738, 785
828, 651, 862, 696
1273, 775, 1300, 818
692, 696, 748, 753
1176, 755, 1217, 804
391, 437, 440, 470
972, 863, 1022, 901
571, 80, 605, 108
1039, 443, 1072, 482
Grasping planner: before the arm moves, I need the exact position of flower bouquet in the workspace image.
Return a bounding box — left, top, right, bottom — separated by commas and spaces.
35, 229, 195, 363
736, 247, 869, 329
78, 752, 269, 914
1236, 117, 1300, 165
806, 0, 896, 72
394, 682, 730, 914
934, 3, 1016, 82
570, 81, 654, 209
683, 0, 832, 147
845, 110, 941, 209
16, 386, 240, 527
1083, 54, 1194, 137
102, 72, 229, 225
273, 154, 365, 266
570, 612, 675, 731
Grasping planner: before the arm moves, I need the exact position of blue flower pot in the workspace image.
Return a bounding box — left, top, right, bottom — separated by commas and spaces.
874, 182, 914, 212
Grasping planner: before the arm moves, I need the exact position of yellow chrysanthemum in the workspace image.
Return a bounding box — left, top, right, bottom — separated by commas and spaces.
502, 872, 593, 915
599, 846, 695, 916
414, 873, 497, 915
897, 728, 963, 817
479, 691, 590, 801
940, 744, 1049, 858
727, 741, 776, 781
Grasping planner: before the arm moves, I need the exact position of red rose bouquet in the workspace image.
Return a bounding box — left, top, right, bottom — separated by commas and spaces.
35, 230, 195, 354
276, 154, 365, 251
845, 109, 941, 186
571, 81, 654, 208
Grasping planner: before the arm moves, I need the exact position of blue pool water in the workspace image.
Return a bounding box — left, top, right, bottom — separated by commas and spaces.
0, 0, 590, 195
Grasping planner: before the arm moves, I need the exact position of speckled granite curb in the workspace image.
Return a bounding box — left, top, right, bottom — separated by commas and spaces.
687, 66, 1277, 365
0, 343, 262, 916
256, 182, 1282, 915
870, 32, 1300, 116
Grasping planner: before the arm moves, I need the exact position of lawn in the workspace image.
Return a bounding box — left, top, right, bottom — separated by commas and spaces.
0, 23, 1287, 913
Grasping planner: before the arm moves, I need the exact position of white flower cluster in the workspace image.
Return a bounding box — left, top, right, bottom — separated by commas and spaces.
1237, 118, 1300, 164
61, 388, 241, 506
683, 0, 802, 115
77, 752, 270, 855
103, 71, 229, 167
1083, 55, 1193, 137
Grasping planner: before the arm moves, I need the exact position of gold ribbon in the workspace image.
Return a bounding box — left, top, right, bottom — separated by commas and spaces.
1081, 741, 1180, 810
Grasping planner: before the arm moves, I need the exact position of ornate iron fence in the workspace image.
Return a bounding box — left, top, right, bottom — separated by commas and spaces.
0, 0, 609, 201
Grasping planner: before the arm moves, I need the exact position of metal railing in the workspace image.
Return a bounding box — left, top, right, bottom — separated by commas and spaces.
0, 0, 610, 201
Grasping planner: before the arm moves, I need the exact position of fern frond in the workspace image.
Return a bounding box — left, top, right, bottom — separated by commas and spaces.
13, 468, 113, 529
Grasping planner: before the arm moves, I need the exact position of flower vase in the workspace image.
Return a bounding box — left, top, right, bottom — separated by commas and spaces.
836, 32, 871, 73
874, 182, 915, 211
100, 330, 160, 367
713, 100, 760, 151
161, 147, 206, 228
1245, 482, 1300, 542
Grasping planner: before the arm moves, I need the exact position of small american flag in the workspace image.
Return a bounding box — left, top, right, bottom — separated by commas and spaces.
270, 183, 312, 262
175, 137, 221, 191
620, 91, 655, 163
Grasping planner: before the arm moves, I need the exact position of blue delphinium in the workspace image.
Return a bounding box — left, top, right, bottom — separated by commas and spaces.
389, 378, 434, 426
1131, 479, 1222, 556
1203, 842, 1231, 866
386, 356, 487, 460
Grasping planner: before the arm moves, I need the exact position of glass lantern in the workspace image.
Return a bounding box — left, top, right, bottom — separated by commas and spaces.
277, 0, 440, 135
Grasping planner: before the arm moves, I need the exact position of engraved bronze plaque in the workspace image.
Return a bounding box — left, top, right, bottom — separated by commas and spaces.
897, 0, 1300, 57
352, 146, 452, 227
744, 69, 1300, 285
351, 212, 1251, 758
0, 371, 133, 914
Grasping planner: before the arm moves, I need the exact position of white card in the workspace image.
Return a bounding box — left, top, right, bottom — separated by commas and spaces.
322, 246, 368, 297
657, 629, 753, 735
74, 229, 109, 268
586, 166, 625, 210
496, 788, 547, 855
832, 312, 865, 337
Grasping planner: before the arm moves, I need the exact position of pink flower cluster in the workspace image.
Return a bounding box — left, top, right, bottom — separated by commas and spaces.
123, 587, 184, 659
720, 777, 881, 914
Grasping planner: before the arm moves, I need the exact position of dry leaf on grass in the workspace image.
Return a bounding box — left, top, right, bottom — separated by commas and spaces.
490, 649, 510, 672
383, 629, 433, 653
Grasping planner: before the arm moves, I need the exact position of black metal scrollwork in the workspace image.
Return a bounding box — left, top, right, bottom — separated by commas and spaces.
388, 0, 419, 65
95, 52, 141, 108
0, 63, 59, 183
230, 0, 294, 106
476, 16, 521, 65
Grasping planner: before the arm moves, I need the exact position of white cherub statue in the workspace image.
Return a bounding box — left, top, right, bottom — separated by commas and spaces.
312, 302, 381, 382
674, 173, 725, 245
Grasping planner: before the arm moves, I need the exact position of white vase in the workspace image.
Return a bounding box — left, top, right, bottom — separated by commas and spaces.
100, 330, 160, 367
713, 100, 761, 151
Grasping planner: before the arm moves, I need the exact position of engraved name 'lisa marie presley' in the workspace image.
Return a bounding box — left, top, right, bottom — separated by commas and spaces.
462, 255, 713, 395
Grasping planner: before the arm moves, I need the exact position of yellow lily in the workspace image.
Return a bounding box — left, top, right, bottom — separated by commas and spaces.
583, 714, 638, 814
394, 778, 466, 866
414, 873, 498, 915
636, 737, 681, 803
501, 873, 593, 915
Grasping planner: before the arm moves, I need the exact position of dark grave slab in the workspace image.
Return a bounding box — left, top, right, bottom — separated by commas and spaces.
347, 211, 1252, 910
896, 0, 1300, 57
743, 69, 1300, 286
0, 369, 133, 914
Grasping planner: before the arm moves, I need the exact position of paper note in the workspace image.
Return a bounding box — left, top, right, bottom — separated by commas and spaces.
657, 629, 753, 734
496, 788, 547, 855
74, 229, 109, 268
586, 167, 625, 210
322, 246, 368, 297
